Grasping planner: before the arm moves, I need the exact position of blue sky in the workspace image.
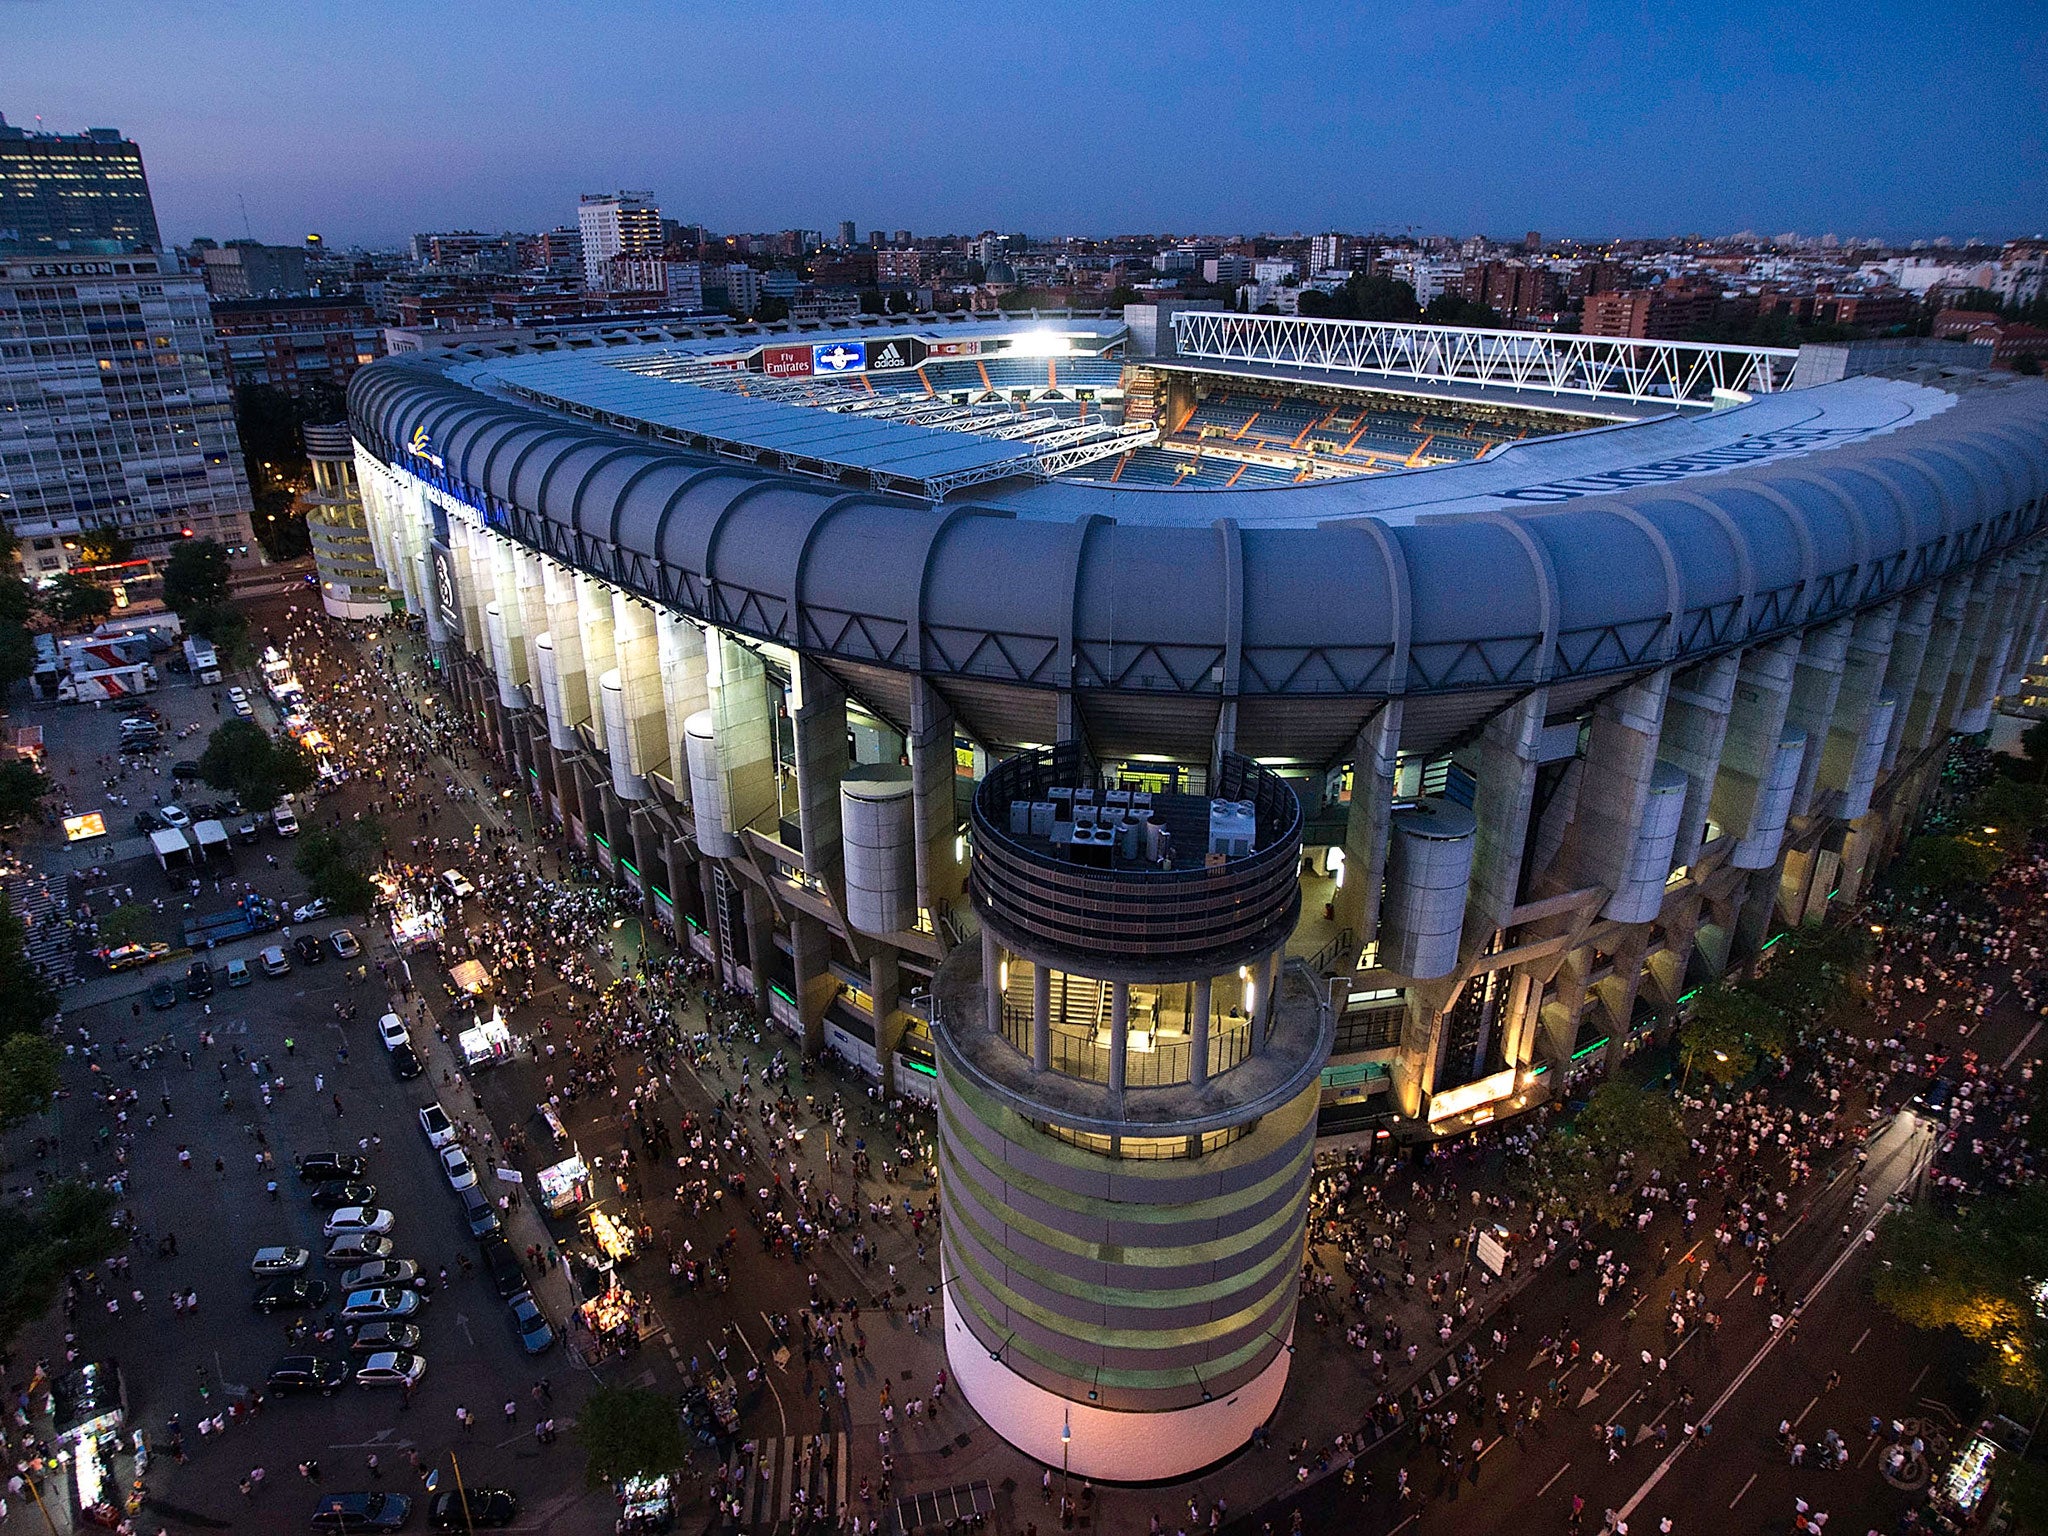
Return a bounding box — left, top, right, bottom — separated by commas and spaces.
6, 0, 2043, 247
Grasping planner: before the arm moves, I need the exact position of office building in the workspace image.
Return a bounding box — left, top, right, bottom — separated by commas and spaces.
211, 294, 383, 392
0, 113, 160, 254
837, 220, 858, 249
578, 193, 662, 291
194, 241, 309, 299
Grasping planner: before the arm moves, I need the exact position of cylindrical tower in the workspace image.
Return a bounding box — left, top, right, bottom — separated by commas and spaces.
934, 746, 1330, 1482
302, 422, 398, 620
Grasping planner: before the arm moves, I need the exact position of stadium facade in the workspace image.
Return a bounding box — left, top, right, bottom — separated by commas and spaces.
347, 310, 2048, 1479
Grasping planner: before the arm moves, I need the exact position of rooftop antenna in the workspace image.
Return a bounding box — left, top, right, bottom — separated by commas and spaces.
239, 194, 253, 242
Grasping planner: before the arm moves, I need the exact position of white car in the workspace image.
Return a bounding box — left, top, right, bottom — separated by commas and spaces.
322, 1206, 395, 1238
418, 1103, 456, 1148
249, 1245, 310, 1276
440, 1146, 479, 1192
377, 1012, 410, 1052
292, 897, 330, 924
159, 804, 190, 829
440, 869, 476, 901
329, 929, 361, 959
353, 1351, 425, 1389
258, 945, 291, 977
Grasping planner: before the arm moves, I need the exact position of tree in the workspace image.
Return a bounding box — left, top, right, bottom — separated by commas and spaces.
1519, 1080, 1685, 1229
1298, 273, 1422, 323
294, 819, 385, 916
198, 719, 314, 812
40, 573, 113, 629
576, 1386, 687, 1489
0, 896, 56, 1042
1873, 1183, 2048, 1409
186, 601, 252, 666
76, 526, 132, 567
1894, 833, 2001, 894
0, 760, 49, 827
2021, 720, 2048, 783
0, 1035, 59, 1129
0, 1182, 121, 1348
1677, 984, 1774, 1088
0, 567, 33, 696
95, 904, 156, 949
160, 538, 232, 617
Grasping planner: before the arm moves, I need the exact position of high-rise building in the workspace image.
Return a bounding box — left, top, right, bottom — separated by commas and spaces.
1, 251, 256, 576
890, 229, 912, 247
876, 249, 923, 287
301, 422, 396, 619
578, 193, 662, 291
836, 220, 858, 249
195, 241, 309, 298
211, 294, 384, 392
0, 113, 160, 254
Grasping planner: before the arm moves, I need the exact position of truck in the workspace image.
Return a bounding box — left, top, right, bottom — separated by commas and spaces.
57, 633, 153, 669
180, 894, 282, 949
181, 637, 221, 685
57, 661, 155, 704
192, 819, 232, 864
150, 827, 196, 876
89, 612, 181, 650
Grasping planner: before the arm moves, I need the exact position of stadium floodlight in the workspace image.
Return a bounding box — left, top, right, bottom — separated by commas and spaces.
1006, 329, 1074, 357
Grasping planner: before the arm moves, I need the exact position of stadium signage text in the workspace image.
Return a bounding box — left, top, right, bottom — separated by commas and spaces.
1495, 427, 1865, 502
868, 338, 926, 372
928, 339, 983, 358
760, 344, 813, 378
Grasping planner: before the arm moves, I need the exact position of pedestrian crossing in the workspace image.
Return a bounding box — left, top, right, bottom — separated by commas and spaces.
725, 1432, 848, 1531
7, 866, 75, 989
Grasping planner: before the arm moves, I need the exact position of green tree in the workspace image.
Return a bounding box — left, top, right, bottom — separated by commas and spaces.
576, 1386, 687, 1489
0, 1182, 121, 1348
186, 601, 252, 667
752, 295, 789, 323
198, 719, 314, 812
1519, 1079, 1685, 1229
0, 566, 34, 696
76, 526, 132, 567
1873, 1183, 2048, 1408
0, 1034, 59, 1129
0, 896, 57, 1042
95, 904, 156, 949
1298, 273, 1423, 323
1895, 833, 2002, 894
159, 538, 232, 617
0, 759, 49, 827
41, 573, 113, 629
2020, 719, 2048, 782
294, 819, 385, 916
1677, 984, 1774, 1088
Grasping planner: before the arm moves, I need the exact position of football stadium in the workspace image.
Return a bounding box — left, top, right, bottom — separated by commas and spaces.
348, 309, 2048, 1478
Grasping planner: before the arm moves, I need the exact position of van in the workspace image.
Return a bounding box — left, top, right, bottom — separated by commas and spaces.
272, 802, 300, 837
224, 958, 252, 988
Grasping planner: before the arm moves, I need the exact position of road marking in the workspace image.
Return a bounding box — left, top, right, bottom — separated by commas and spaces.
1850, 1328, 1870, 1355
1910, 1364, 1930, 1393
1478, 1435, 1504, 1460
1730, 1472, 1757, 1508
1537, 1461, 1571, 1496
1792, 1394, 1819, 1429
1859, 1436, 1881, 1468
1388, 1518, 1418, 1536
2003, 1019, 2044, 1073
1725, 1268, 1755, 1300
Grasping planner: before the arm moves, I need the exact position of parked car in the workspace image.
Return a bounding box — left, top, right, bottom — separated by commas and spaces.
234, 817, 261, 845
252, 1276, 330, 1314
458, 1185, 501, 1240
323, 1207, 395, 1238
298, 1151, 368, 1183
340, 1260, 419, 1291
388, 1042, 423, 1081
170, 760, 202, 782
292, 896, 330, 924
351, 1353, 426, 1391
118, 735, 158, 757
308, 1181, 377, 1211
158, 804, 190, 829
145, 980, 180, 1010
418, 1103, 455, 1147
293, 934, 326, 967
440, 1146, 479, 1192
440, 869, 476, 900
478, 1236, 524, 1298
224, 957, 252, 987
133, 808, 167, 832
428, 1489, 519, 1529
184, 961, 214, 1000
310, 1491, 414, 1531
272, 803, 300, 837
507, 1291, 554, 1355
249, 1246, 311, 1276
323, 1234, 394, 1266
329, 929, 361, 959
266, 1355, 349, 1396
339, 1288, 421, 1322
99, 942, 169, 972
347, 1321, 421, 1356
258, 945, 291, 977
378, 1013, 411, 1052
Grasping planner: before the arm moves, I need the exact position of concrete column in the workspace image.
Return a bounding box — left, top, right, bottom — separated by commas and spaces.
1260, 950, 1282, 1042
741, 881, 774, 1022
1463, 689, 1548, 946
1903, 578, 1970, 754
1109, 982, 1130, 1098
541, 560, 591, 738
1031, 963, 1051, 1071
1708, 638, 1799, 852
1879, 588, 1937, 771
1329, 702, 1402, 962
488, 536, 529, 698
707, 635, 779, 843
1570, 672, 1669, 919
575, 574, 617, 753
610, 593, 667, 791
697, 859, 726, 991
1783, 619, 1849, 817
981, 926, 1002, 1040
483, 602, 523, 711
869, 950, 903, 1094
790, 912, 831, 1057
656, 613, 710, 801
1935, 575, 1998, 735
1814, 601, 1897, 812
629, 809, 662, 917
1658, 653, 1738, 869
1190, 976, 1212, 1087
2002, 557, 2048, 696
446, 516, 485, 654
533, 633, 577, 751
908, 678, 966, 929
1958, 560, 2027, 733
792, 658, 851, 906
516, 549, 550, 703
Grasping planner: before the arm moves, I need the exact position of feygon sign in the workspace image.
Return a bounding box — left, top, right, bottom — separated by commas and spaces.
866, 337, 927, 372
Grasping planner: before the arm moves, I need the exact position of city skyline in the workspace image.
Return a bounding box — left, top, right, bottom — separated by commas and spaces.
4, 0, 2042, 248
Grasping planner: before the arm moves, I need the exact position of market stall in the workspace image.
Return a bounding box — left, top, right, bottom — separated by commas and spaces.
587, 1205, 636, 1262
537, 1154, 591, 1215
616, 1472, 674, 1532
449, 958, 491, 996
53, 1362, 126, 1529
1933, 1431, 1996, 1529
457, 1009, 515, 1069
577, 1278, 645, 1359
382, 877, 442, 952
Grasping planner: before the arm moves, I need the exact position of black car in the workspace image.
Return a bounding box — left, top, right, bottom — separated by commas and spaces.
145, 980, 179, 1011
266, 1355, 350, 1396
297, 1153, 368, 1183
310, 1492, 414, 1532
388, 1042, 423, 1082
184, 961, 214, 1000
171, 760, 203, 782
428, 1488, 519, 1529
293, 934, 326, 966
252, 1276, 330, 1314
459, 1185, 501, 1240
118, 736, 158, 756
477, 1235, 524, 1298
134, 808, 167, 834
309, 1181, 377, 1210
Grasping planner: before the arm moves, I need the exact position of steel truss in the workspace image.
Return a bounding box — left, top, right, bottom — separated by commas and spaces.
1170, 313, 1802, 406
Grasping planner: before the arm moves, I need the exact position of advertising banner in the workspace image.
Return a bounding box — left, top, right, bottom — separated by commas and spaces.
866, 337, 926, 372
811, 340, 867, 374
760, 344, 813, 378
929, 338, 983, 358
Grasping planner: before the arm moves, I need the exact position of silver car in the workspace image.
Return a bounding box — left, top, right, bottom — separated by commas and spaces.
340, 1260, 419, 1291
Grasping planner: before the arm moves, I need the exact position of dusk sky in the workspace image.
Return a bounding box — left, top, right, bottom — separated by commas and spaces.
6, 0, 2043, 248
